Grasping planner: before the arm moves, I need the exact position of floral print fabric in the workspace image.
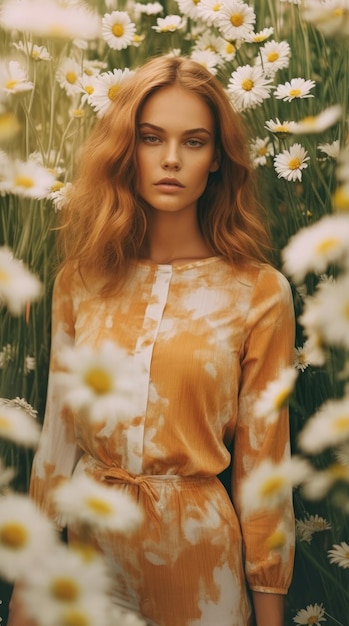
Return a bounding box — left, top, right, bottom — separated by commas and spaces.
30, 257, 295, 626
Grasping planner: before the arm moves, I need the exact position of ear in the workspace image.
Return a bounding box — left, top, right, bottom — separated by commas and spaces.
209, 148, 220, 173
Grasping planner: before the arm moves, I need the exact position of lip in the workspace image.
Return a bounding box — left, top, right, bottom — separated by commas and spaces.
155, 177, 185, 188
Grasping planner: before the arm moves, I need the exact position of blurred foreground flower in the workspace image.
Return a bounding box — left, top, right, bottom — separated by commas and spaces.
254, 366, 298, 423
298, 394, 349, 454
19, 542, 112, 626
58, 340, 144, 424
0, 399, 41, 447
0, 247, 42, 315
240, 456, 311, 513
52, 473, 143, 533
282, 214, 349, 283
0, 492, 57, 581
0, 0, 101, 40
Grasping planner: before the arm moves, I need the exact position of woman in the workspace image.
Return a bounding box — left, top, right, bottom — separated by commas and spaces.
11, 56, 295, 626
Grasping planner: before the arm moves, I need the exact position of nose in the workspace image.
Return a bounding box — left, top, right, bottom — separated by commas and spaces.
161, 141, 181, 171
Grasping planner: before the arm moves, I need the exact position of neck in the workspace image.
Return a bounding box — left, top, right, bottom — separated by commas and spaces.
141, 207, 212, 265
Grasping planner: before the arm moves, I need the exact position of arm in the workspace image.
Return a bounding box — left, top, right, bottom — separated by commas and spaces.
232, 266, 295, 625
29, 266, 83, 526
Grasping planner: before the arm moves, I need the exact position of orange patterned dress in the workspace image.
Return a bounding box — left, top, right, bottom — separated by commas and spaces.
30, 257, 295, 626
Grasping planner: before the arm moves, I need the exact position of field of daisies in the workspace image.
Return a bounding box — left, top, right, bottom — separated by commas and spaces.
0, 0, 349, 625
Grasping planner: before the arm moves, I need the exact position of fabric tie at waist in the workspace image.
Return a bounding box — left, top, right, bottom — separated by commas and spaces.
93, 464, 163, 531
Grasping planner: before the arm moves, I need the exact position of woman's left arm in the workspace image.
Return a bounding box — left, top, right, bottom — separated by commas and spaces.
252, 590, 285, 626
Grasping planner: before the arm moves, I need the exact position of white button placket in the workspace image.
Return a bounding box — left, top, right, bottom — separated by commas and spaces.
128, 265, 173, 474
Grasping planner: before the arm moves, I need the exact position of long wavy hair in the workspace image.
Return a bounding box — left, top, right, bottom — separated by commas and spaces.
59, 55, 272, 293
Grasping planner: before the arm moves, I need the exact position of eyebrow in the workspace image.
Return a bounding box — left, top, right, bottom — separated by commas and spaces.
138, 122, 212, 136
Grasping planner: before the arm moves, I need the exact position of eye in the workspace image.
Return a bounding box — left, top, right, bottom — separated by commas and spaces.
142, 135, 160, 144
186, 139, 204, 148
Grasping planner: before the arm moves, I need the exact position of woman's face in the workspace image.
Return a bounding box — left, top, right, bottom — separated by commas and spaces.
136, 85, 219, 216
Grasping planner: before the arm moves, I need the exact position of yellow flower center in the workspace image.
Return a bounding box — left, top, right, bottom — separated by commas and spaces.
0, 112, 20, 137
266, 530, 286, 550
51, 181, 64, 192
0, 270, 9, 283
108, 84, 120, 101
14, 176, 34, 188
260, 476, 285, 498
329, 463, 347, 480
333, 8, 344, 16
230, 13, 243, 27
5, 79, 19, 90
315, 237, 339, 255
267, 51, 279, 62
241, 79, 254, 91
84, 68, 93, 76
254, 34, 267, 42
213, 3, 221, 11
85, 85, 94, 95
72, 109, 84, 118
112, 23, 124, 37
275, 125, 289, 133
289, 88, 301, 97
0, 522, 28, 549
133, 34, 143, 43
31, 50, 40, 60
334, 415, 349, 431
333, 186, 349, 211
66, 72, 77, 85
225, 42, 235, 54
274, 388, 291, 409
258, 146, 267, 157
0, 415, 10, 430
62, 609, 89, 626
288, 157, 301, 170
307, 617, 319, 625
85, 496, 113, 516
84, 367, 113, 394
51, 578, 80, 602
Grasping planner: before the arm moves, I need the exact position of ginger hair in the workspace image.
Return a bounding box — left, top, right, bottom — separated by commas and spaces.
58, 55, 271, 293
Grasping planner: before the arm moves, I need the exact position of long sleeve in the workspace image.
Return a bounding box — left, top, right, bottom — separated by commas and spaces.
29, 268, 82, 527
232, 266, 295, 594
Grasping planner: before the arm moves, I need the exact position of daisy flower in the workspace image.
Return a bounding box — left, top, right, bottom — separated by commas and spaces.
301, 275, 349, 349
255, 40, 291, 76
317, 139, 340, 159
274, 78, 316, 102
102, 11, 136, 50
227, 64, 273, 112
265, 118, 297, 135
254, 367, 298, 423
6, 157, 56, 199
302, 463, 349, 501
294, 341, 313, 372
244, 27, 274, 43
52, 473, 143, 533
0, 247, 42, 316
0, 0, 101, 40
50, 181, 72, 212
12, 41, 52, 61
293, 105, 342, 134
328, 542, 349, 568
134, 2, 164, 16
218, 39, 238, 61
333, 182, 349, 211
197, 0, 223, 26
176, 0, 201, 19
296, 515, 331, 543
216, 0, 256, 41
190, 49, 220, 75
0, 59, 33, 94
152, 15, 186, 32
293, 603, 326, 625
0, 401, 40, 447
240, 456, 311, 514
192, 31, 222, 54
274, 143, 310, 182
282, 214, 349, 283
58, 340, 144, 424
0, 492, 57, 582
249, 136, 274, 167
298, 394, 349, 454
20, 543, 112, 626
56, 58, 82, 97
302, 0, 349, 37
88, 68, 134, 118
